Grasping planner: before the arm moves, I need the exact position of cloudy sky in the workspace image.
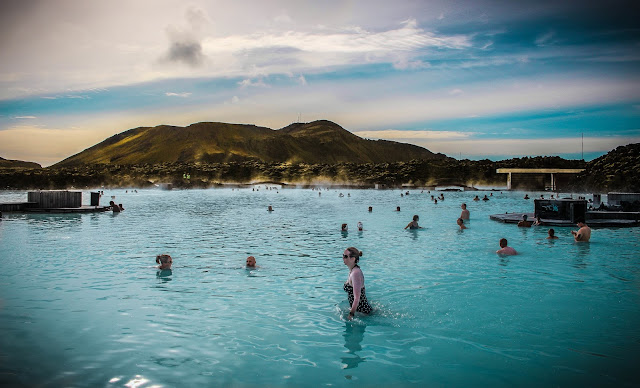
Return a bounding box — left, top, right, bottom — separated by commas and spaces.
1, 0, 639, 166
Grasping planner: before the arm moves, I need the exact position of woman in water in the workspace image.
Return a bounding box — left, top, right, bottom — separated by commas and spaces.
404, 215, 422, 229
343, 247, 372, 319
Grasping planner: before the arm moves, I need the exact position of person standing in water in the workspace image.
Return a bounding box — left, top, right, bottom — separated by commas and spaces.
460, 204, 470, 221
496, 238, 517, 255
343, 247, 372, 319
404, 215, 422, 229
571, 219, 591, 242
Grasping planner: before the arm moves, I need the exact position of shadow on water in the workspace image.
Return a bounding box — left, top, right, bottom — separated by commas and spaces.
341, 321, 367, 370
156, 269, 173, 281
498, 256, 510, 267
573, 242, 591, 269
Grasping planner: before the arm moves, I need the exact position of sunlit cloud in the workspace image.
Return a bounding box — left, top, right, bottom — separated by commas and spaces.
204, 18, 470, 54
415, 136, 640, 158
0, 0, 637, 165
353, 129, 472, 140
0, 125, 114, 166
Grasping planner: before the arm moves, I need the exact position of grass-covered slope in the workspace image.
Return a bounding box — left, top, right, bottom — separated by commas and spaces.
0, 156, 41, 169
572, 143, 640, 192
53, 120, 449, 167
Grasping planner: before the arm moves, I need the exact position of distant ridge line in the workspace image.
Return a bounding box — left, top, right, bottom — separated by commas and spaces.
54, 119, 451, 167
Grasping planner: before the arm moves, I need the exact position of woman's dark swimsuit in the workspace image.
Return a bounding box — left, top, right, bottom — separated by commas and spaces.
343, 283, 373, 314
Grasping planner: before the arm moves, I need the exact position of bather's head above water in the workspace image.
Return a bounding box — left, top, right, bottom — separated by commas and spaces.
246, 256, 256, 267
156, 254, 172, 270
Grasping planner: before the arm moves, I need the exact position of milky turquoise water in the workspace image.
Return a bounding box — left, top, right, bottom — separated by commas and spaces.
1, 188, 639, 387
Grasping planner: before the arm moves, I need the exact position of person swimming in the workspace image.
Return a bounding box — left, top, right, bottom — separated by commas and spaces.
496, 238, 517, 255
517, 214, 532, 227
156, 254, 172, 269
342, 247, 372, 319
547, 229, 558, 239
404, 215, 422, 229
246, 256, 258, 267
457, 218, 467, 230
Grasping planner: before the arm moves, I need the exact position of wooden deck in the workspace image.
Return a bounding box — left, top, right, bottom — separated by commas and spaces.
0, 202, 109, 213
490, 212, 639, 227
25, 206, 110, 213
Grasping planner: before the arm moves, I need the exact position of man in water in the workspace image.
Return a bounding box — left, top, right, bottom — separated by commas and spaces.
246, 256, 257, 267
496, 238, 517, 255
109, 200, 121, 212
517, 214, 532, 227
571, 219, 591, 242
460, 204, 470, 220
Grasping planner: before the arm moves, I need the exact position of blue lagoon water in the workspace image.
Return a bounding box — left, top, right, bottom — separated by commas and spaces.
1, 188, 639, 387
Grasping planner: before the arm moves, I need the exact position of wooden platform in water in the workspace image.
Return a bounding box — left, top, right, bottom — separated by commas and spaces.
490, 212, 639, 227
0, 202, 110, 213
25, 206, 110, 213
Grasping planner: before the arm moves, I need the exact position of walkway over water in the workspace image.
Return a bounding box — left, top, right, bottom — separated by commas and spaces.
496, 168, 584, 190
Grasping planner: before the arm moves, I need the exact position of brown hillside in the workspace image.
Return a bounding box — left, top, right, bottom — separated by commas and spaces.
0, 157, 42, 169
54, 120, 450, 167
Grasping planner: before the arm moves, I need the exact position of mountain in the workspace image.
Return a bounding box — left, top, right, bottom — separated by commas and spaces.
53, 120, 450, 167
571, 143, 640, 192
0, 157, 41, 169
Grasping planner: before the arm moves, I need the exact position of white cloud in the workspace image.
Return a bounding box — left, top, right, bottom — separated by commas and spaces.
238, 78, 269, 88
165, 92, 192, 97
419, 136, 640, 158
274, 12, 292, 24
297, 75, 307, 86
353, 129, 471, 140
14, 116, 37, 119
535, 30, 555, 47
328, 76, 640, 128
203, 18, 470, 55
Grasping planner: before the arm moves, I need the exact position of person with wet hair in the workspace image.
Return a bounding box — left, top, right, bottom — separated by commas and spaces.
496, 238, 517, 255
342, 247, 372, 319
156, 254, 172, 269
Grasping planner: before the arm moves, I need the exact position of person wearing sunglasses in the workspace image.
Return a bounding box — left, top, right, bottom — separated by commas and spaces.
342, 247, 372, 319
